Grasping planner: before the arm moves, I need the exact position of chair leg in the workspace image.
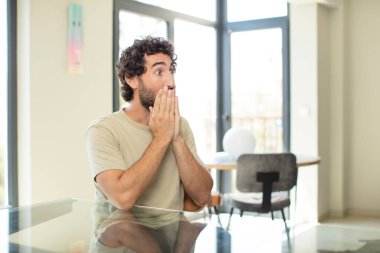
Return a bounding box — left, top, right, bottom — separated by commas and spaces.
213, 206, 223, 228
202, 208, 207, 222
226, 208, 234, 231
240, 210, 244, 217
205, 206, 213, 222
271, 211, 274, 220
281, 209, 289, 233
281, 208, 291, 246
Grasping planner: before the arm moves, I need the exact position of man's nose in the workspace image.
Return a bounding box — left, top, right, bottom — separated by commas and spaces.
165, 75, 175, 89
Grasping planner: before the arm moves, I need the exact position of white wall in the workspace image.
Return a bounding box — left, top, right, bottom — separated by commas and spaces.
17, 0, 113, 205
316, 4, 332, 219
290, 3, 319, 223
328, 0, 346, 218
291, 0, 380, 220
345, 0, 380, 216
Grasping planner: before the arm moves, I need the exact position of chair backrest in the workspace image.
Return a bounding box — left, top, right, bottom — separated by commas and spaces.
236, 153, 297, 193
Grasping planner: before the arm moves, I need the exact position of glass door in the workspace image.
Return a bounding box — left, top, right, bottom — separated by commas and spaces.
231, 28, 284, 153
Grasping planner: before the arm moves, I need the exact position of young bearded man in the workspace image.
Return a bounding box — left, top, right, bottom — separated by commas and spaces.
86, 36, 213, 211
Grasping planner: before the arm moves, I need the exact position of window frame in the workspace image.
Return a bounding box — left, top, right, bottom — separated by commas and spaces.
227, 15, 291, 153
7, 0, 18, 207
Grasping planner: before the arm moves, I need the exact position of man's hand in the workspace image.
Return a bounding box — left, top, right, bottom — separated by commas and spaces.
172, 92, 181, 143
149, 87, 176, 145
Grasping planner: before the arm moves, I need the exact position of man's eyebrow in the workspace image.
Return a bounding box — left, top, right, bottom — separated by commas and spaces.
151, 61, 166, 68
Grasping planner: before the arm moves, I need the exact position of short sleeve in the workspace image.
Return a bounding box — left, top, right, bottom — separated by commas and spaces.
86, 125, 126, 180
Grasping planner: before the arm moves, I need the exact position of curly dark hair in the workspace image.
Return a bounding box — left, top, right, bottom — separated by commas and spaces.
116, 36, 177, 102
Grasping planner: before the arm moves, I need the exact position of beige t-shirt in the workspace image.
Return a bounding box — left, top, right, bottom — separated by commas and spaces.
86, 109, 204, 211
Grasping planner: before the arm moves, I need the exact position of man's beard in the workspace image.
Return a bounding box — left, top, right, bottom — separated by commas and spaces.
138, 79, 156, 110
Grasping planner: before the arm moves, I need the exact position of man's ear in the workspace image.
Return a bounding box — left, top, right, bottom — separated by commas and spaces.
125, 76, 139, 89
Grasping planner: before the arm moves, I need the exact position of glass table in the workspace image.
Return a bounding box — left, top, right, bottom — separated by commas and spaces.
2, 198, 380, 252
1, 198, 230, 253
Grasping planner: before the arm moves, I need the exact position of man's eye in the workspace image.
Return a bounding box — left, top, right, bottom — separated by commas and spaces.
155, 70, 162, 76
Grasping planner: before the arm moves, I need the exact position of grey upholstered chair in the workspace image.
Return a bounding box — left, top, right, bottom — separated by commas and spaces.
224, 153, 298, 232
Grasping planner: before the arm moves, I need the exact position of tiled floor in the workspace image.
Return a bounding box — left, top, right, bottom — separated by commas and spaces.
198, 213, 380, 253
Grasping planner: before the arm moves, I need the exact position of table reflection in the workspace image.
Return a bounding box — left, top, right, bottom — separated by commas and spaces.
91, 205, 207, 253
3, 199, 231, 252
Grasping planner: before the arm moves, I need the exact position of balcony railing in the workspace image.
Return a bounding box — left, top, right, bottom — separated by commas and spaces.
232, 116, 283, 153
190, 115, 283, 156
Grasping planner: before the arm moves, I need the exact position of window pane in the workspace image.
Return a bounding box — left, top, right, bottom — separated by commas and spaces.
174, 20, 217, 156
231, 28, 284, 153
119, 10, 168, 54
0, 0, 8, 206
135, 0, 216, 21
118, 10, 168, 108
227, 0, 287, 22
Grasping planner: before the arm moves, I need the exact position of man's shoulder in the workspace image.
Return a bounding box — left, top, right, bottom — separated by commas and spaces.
180, 116, 189, 125
179, 116, 191, 129
87, 111, 123, 131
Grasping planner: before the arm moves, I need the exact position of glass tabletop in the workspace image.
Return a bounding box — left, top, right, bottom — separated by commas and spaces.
0, 198, 229, 253
2, 198, 380, 252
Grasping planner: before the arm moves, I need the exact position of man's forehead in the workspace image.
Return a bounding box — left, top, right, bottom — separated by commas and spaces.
144, 53, 171, 67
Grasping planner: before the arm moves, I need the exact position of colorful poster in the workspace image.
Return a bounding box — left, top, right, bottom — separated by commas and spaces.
68, 3, 83, 74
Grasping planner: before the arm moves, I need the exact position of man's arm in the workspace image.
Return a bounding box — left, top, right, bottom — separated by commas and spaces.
172, 137, 213, 208
96, 138, 170, 210
96, 88, 175, 210
171, 96, 213, 208
98, 210, 163, 252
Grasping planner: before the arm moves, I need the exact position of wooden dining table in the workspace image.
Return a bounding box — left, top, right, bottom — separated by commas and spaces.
202, 152, 321, 213
202, 152, 321, 170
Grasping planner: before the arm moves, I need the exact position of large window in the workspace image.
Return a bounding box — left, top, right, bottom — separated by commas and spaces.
113, 0, 289, 194
134, 0, 216, 21
0, 0, 8, 206
227, 0, 287, 22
